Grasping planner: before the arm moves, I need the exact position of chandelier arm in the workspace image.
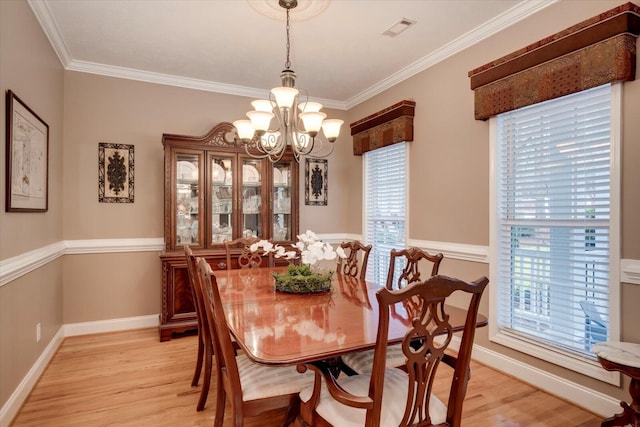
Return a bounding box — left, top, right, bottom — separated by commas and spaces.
242, 142, 271, 160
310, 139, 335, 159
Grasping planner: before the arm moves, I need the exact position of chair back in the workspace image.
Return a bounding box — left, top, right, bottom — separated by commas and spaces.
195, 257, 243, 398
184, 246, 206, 335
337, 240, 372, 280
386, 247, 443, 290
223, 236, 268, 270
368, 275, 488, 427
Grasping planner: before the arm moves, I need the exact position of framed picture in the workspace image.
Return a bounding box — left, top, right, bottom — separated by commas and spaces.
305, 158, 328, 206
98, 142, 134, 203
5, 90, 49, 212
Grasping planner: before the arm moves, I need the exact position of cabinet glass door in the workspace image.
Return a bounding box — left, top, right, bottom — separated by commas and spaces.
241, 158, 263, 238
273, 161, 292, 241
175, 153, 200, 246
210, 156, 234, 244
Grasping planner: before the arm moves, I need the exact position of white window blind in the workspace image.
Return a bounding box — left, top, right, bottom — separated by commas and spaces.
364, 143, 407, 287
495, 84, 612, 358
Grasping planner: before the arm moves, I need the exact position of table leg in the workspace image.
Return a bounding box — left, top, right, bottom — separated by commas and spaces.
601, 378, 640, 427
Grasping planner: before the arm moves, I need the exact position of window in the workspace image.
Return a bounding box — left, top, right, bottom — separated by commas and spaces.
490, 83, 620, 382
364, 143, 407, 286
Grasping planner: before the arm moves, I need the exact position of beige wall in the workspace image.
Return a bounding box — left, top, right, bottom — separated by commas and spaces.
62, 71, 356, 240
2, 0, 639, 417
0, 0, 64, 410
346, 0, 640, 403
60, 71, 355, 323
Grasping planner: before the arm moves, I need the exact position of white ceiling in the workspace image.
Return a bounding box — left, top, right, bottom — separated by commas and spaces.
29, 0, 555, 110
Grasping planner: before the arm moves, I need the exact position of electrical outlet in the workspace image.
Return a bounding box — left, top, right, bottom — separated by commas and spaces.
36, 323, 41, 343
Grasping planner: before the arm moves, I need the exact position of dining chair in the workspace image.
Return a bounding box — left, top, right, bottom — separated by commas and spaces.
185, 246, 242, 411
184, 245, 212, 411
295, 274, 489, 427
195, 257, 314, 427
386, 247, 444, 290
341, 247, 444, 375
336, 240, 372, 280
223, 236, 269, 270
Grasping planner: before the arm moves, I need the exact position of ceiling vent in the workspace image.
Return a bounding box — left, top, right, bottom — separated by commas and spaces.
382, 18, 416, 37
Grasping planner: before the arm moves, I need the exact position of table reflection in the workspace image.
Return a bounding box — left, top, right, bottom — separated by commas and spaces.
215, 267, 485, 366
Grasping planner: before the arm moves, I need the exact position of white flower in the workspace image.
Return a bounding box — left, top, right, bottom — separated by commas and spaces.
250, 230, 346, 266
250, 240, 273, 253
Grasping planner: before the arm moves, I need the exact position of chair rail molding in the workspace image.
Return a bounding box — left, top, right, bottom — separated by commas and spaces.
0, 241, 65, 287
621, 259, 640, 285
0, 238, 164, 287
64, 238, 165, 254
317, 233, 362, 244
408, 239, 489, 263
2, 237, 636, 287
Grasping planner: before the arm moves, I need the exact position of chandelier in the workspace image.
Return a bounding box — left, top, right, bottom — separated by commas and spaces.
233, 0, 343, 163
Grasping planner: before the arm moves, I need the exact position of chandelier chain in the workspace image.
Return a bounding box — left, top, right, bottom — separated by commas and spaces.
285, 7, 291, 70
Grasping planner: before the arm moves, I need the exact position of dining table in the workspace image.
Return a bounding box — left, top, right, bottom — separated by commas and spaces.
214, 266, 488, 367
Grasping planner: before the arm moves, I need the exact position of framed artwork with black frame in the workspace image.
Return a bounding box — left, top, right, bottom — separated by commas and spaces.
5, 90, 49, 212
98, 142, 135, 203
305, 158, 327, 206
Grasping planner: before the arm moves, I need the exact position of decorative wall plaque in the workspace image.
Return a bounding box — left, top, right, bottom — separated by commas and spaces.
305, 158, 327, 206
98, 142, 134, 203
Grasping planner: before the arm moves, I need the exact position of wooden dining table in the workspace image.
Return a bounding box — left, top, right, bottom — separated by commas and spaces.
214, 266, 488, 366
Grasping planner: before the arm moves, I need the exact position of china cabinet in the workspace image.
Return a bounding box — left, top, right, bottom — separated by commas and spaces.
159, 122, 299, 340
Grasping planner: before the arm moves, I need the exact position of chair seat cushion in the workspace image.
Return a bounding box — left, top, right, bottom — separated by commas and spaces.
341, 344, 405, 374
299, 368, 447, 427
237, 354, 314, 401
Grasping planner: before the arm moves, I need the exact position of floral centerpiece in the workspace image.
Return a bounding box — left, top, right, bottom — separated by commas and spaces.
251, 230, 346, 294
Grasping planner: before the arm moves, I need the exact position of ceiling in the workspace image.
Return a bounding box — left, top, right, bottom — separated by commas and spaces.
29, 0, 555, 110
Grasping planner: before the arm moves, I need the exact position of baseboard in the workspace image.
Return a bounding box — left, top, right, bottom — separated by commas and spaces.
0, 315, 160, 426
449, 336, 621, 418
64, 314, 159, 337
0, 326, 65, 427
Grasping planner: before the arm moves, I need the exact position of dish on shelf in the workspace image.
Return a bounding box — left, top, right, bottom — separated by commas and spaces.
243, 165, 260, 183
273, 167, 283, 185
212, 163, 226, 183
177, 161, 197, 180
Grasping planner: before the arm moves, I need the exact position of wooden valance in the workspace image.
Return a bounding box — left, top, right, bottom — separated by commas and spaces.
469, 2, 640, 120
350, 100, 416, 156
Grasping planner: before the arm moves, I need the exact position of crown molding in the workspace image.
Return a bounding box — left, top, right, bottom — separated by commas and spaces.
27, 0, 71, 66
345, 0, 556, 108
28, 0, 554, 110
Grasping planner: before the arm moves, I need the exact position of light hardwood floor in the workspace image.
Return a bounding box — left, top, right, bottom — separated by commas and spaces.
11, 328, 603, 427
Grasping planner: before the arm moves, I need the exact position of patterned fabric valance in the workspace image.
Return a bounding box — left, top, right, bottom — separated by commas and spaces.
469, 2, 640, 120
350, 100, 415, 156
